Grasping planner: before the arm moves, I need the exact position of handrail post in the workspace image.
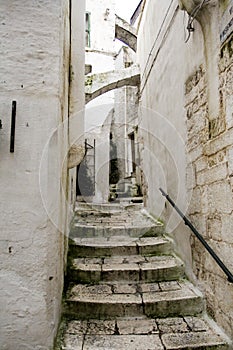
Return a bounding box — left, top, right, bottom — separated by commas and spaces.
159, 188, 233, 284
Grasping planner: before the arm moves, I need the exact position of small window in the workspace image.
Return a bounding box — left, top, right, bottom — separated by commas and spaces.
85, 12, 91, 47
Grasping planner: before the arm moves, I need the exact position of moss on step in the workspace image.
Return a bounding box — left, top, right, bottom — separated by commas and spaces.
141, 227, 164, 237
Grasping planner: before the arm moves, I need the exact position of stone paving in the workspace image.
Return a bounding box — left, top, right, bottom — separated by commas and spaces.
56, 202, 231, 349
60, 316, 228, 350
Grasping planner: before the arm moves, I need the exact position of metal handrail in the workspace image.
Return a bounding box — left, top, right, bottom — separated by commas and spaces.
159, 188, 233, 284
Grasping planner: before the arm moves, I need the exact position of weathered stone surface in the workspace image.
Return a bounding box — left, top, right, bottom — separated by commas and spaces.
115, 15, 137, 52
137, 237, 172, 255
159, 281, 182, 292
184, 316, 209, 332
58, 205, 230, 349
162, 331, 229, 350
204, 128, 233, 156
196, 163, 228, 186
68, 144, 85, 169
70, 261, 102, 284
62, 334, 84, 350
69, 235, 172, 258
70, 254, 184, 283
102, 263, 140, 282
195, 156, 208, 173
207, 181, 233, 214
140, 256, 185, 282
227, 146, 233, 176
69, 237, 138, 257
104, 256, 146, 264
112, 283, 138, 294
138, 283, 161, 293
85, 65, 140, 103
86, 320, 116, 335
83, 334, 163, 350
143, 281, 204, 318
117, 318, 159, 335
156, 317, 189, 333
66, 283, 143, 318
61, 317, 230, 350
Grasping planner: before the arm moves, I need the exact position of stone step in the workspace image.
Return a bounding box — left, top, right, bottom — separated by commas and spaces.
64, 280, 204, 320
70, 222, 164, 239
68, 254, 185, 284
58, 316, 230, 350
75, 201, 143, 212
71, 207, 164, 239
69, 236, 173, 258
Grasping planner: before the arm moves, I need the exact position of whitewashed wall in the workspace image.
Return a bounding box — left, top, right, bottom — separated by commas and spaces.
0, 0, 85, 348
137, 0, 201, 274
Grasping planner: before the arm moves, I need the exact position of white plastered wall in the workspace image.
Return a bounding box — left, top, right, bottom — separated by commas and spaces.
137, 0, 205, 279
0, 0, 85, 348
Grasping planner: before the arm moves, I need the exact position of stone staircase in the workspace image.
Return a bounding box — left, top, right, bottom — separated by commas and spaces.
55, 203, 231, 349
109, 177, 143, 203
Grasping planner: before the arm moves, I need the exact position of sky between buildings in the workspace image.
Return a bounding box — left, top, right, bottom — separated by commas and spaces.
115, 0, 141, 22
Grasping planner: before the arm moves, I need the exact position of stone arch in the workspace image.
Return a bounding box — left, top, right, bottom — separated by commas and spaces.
115, 15, 137, 52
85, 65, 140, 103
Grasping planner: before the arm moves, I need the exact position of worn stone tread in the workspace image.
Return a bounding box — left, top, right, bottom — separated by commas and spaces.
70, 206, 164, 239
65, 280, 204, 319
69, 236, 172, 258
60, 316, 230, 350
69, 254, 184, 283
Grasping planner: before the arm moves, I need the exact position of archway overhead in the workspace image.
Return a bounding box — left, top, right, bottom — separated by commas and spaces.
85, 65, 140, 103
115, 14, 137, 52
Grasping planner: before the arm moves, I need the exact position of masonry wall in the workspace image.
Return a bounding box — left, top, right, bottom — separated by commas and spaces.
137, 0, 233, 339
0, 1, 85, 348
184, 8, 233, 338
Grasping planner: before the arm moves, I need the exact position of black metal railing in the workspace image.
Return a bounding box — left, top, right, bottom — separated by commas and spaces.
159, 188, 233, 284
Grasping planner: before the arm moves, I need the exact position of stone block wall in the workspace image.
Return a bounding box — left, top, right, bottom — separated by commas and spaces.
185, 35, 233, 339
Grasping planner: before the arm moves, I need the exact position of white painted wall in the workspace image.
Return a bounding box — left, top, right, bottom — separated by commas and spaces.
137, 0, 205, 278
0, 0, 85, 348
86, 0, 116, 51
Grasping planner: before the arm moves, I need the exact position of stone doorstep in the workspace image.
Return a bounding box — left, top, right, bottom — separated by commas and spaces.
69, 255, 185, 283
61, 316, 230, 350
68, 236, 173, 258
65, 280, 204, 319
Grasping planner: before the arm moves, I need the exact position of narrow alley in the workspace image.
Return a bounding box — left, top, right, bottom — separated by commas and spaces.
1, 0, 233, 349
